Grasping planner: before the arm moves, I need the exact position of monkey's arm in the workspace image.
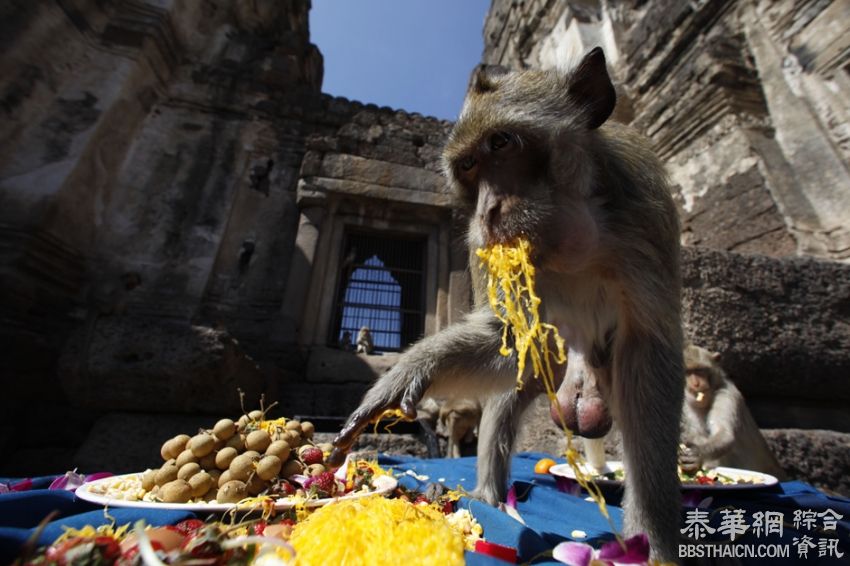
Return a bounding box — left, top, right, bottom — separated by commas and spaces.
330, 309, 513, 464
692, 387, 741, 460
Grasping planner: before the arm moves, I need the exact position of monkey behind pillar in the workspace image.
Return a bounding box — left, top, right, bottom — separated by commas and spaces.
332, 48, 683, 561
680, 345, 786, 479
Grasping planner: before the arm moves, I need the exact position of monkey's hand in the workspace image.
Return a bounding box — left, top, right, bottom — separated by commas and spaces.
330, 309, 509, 467
678, 444, 703, 474
328, 366, 426, 466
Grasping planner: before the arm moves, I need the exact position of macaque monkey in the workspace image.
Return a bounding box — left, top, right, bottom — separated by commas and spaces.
679, 345, 786, 479
331, 48, 684, 561
438, 399, 482, 458
355, 326, 374, 354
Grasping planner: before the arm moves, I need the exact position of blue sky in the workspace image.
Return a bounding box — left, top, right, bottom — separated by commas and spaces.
310, 0, 491, 121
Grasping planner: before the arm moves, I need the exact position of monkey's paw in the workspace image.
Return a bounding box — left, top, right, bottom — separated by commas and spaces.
469, 486, 503, 506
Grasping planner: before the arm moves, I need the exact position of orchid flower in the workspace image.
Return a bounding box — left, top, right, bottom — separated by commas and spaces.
554, 476, 582, 497
553, 534, 651, 566
49, 471, 113, 491
681, 490, 713, 509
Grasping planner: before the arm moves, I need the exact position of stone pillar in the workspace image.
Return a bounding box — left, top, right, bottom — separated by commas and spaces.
278, 206, 327, 343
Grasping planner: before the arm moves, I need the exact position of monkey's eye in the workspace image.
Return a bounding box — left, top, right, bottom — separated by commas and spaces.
489, 131, 512, 151
459, 155, 477, 172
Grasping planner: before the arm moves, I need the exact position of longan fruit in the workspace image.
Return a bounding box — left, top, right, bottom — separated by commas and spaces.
300, 421, 315, 438
305, 463, 326, 477
155, 460, 179, 486
160, 438, 181, 461
175, 449, 197, 468
218, 470, 233, 488
247, 475, 269, 496
207, 469, 222, 485
225, 435, 244, 451
213, 418, 236, 440
189, 471, 213, 498
285, 420, 301, 431
177, 462, 201, 481
187, 433, 215, 458
198, 452, 217, 470
256, 455, 282, 481
161, 479, 192, 503
248, 410, 264, 422
141, 469, 156, 491
280, 459, 303, 479
316, 443, 334, 454
216, 480, 247, 504
229, 453, 256, 482
246, 430, 271, 452
237, 414, 250, 430
282, 430, 300, 445
266, 440, 291, 461
215, 446, 238, 470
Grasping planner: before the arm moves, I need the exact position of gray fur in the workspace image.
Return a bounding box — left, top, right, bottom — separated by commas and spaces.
334, 48, 684, 563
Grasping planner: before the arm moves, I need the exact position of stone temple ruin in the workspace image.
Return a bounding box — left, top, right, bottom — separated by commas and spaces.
0, 1, 848, 494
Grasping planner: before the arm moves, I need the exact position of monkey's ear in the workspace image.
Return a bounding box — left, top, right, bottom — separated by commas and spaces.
710, 351, 722, 362
470, 64, 510, 93
568, 47, 616, 129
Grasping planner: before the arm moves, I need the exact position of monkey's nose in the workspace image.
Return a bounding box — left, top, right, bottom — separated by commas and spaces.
486, 200, 501, 228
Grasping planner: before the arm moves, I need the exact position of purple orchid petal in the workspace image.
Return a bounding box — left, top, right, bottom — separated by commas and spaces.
598, 534, 650, 564
0, 483, 9, 494
290, 474, 311, 488
555, 476, 582, 496
10, 479, 33, 492
553, 541, 594, 566
49, 471, 86, 491
681, 490, 713, 509
333, 454, 353, 482
506, 484, 517, 509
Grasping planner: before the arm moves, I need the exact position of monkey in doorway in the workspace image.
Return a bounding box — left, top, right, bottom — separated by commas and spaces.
679, 345, 786, 479
355, 326, 374, 355
331, 48, 683, 561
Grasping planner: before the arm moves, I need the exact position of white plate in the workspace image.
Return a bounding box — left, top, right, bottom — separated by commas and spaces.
548, 461, 778, 490
75, 473, 398, 512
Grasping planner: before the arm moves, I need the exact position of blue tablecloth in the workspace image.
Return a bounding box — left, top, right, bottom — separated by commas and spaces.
2, 453, 848, 564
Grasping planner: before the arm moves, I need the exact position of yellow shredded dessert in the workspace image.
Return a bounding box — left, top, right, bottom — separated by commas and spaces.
476, 239, 615, 527
290, 496, 465, 566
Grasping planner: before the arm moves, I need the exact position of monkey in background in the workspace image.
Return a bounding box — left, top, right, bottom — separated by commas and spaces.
331, 48, 683, 561
439, 398, 482, 458
679, 345, 786, 479
355, 326, 374, 354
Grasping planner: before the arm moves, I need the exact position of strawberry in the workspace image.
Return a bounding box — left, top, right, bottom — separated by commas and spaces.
271, 479, 296, 496
299, 446, 324, 465
304, 471, 337, 497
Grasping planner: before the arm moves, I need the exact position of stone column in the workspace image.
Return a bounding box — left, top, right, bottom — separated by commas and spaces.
277, 206, 327, 343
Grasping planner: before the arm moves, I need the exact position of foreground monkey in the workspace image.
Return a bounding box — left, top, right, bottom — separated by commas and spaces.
680, 345, 786, 479
331, 48, 684, 561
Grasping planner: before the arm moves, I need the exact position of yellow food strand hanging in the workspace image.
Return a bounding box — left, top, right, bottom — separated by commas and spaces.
476, 239, 616, 529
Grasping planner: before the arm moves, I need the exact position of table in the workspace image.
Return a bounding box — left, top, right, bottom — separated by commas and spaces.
2, 453, 848, 564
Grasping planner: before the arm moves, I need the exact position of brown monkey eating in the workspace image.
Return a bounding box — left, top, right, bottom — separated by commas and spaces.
331, 47, 684, 562
680, 345, 786, 479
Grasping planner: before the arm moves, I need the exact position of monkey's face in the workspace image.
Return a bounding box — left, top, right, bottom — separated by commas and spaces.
444, 49, 616, 272
686, 369, 712, 409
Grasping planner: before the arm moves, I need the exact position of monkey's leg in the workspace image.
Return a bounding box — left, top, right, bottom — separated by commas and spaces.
331, 310, 512, 464
473, 387, 537, 505
446, 413, 461, 458
614, 335, 683, 563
